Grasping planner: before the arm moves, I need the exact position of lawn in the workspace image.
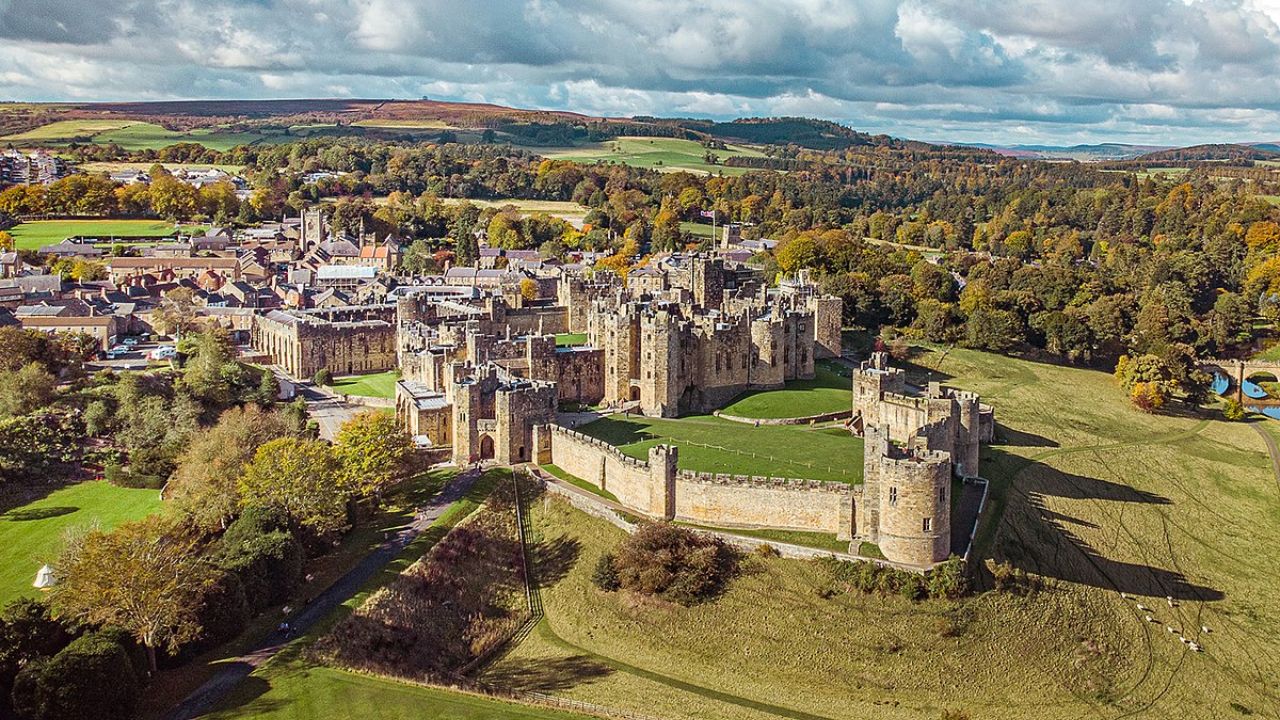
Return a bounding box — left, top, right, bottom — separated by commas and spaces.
576, 413, 863, 484
479, 346, 1280, 720
332, 371, 399, 400
8, 219, 203, 250
718, 359, 851, 419
0, 481, 163, 604
540, 136, 767, 176
554, 333, 588, 348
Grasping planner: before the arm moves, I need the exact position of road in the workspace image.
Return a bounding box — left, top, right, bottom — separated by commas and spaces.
165, 468, 480, 720
298, 383, 362, 440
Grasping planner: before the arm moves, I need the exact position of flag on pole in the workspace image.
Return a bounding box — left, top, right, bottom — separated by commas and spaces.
700, 210, 716, 219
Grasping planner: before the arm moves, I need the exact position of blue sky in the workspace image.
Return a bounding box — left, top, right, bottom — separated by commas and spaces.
2, 0, 1280, 146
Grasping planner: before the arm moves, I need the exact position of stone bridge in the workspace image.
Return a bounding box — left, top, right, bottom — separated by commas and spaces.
1201, 358, 1280, 401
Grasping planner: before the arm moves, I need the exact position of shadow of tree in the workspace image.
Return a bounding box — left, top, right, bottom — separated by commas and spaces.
984, 446, 1224, 602
530, 536, 581, 589
482, 655, 614, 693
996, 427, 1060, 448
4, 506, 77, 521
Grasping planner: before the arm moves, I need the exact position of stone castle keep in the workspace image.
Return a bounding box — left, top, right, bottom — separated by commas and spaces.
256, 254, 991, 567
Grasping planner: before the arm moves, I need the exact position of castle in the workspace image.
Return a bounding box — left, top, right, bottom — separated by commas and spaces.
254, 250, 990, 568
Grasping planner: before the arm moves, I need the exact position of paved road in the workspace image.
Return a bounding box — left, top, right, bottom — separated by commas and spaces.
165, 469, 480, 720
298, 384, 362, 440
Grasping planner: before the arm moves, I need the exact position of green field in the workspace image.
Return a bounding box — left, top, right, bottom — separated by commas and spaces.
540, 137, 768, 176
718, 360, 851, 419
332, 371, 399, 400
1, 119, 271, 151
8, 219, 201, 250
79, 161, 246, 174
577, 413, 863, 484
0, 481, 163, 604
351, 119, 457, 130
476, 346, 1280, 720
554, 333, 588, 348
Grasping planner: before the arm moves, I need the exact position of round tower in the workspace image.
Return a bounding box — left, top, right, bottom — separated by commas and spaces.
875, 452, 952, 566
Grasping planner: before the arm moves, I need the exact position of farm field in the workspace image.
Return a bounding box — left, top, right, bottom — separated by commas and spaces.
351, 119, 457, 130
482, 346, 1280, 720
332, 371, 399, 399
0, 481, 163, 604
577, 413, 864, 484
718, 359, 851, 419
540, 136, 767, 176
1, 119, 273, 151
439, 197, 589, 228
79, 160, 246, 174
8, 219, 201, 250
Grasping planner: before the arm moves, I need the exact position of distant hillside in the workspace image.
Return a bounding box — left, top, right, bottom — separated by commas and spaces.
951, 142, 1167, 161
1134, 143, 1280, 163
664, 117, 888, 150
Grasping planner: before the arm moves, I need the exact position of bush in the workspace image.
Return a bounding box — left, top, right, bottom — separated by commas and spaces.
11, 631, 140, 720
591, 553, 620, 591
313, 369, 333, 386
102, 461, 165, 489
181, 569, 251, 657
817, 556, 970, 601
0, 600, 74, 718
612, 523, 740, 605
1223, 398, 1246, 421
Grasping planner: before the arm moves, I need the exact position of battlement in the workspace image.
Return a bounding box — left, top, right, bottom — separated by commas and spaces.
677, 470, 855, 495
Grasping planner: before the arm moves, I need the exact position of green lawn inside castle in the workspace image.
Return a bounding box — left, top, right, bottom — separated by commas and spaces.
576, 413, 864, 485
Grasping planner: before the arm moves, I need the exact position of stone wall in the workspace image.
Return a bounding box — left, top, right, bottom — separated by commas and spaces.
547, 425, 858, 541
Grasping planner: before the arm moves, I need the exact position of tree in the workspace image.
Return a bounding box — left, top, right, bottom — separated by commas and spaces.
0, 599, 71, 717
333, 411, 412, 499
178, 327, 239, 406
169, 406, 292, 531
255, 367, 279, 407
53, 516, 215, 673
0, 363, 56, 418
518, 278, 539, 302
238, 437, 346, 536
313, 368, 333, 386
0, 231, 12, 251
400, 239, 440, 275
152, 288, 201, 338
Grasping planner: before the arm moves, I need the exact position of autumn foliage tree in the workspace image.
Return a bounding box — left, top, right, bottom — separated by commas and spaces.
333, 410, 412, 500
53, 516, 216, 673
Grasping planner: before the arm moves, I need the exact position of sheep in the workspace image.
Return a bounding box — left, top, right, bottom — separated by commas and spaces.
1166, 626, 1178, 634
1190, 642, 1203, 653
1167, 596, 1176, 607
1145, 615, 1156, 623
1137, 603, 1150, 612
1121, 592, 1130, 600
1201, 626, 1211, 634
1179, 636, 1190, 644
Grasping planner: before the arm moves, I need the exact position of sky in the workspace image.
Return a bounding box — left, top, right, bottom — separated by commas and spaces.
2, 0, 1280, 146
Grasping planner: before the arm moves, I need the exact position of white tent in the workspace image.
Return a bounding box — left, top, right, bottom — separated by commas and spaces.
33, 565, 56, 589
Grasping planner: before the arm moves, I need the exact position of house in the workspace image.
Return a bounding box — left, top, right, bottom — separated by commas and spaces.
38, 240, 104, 259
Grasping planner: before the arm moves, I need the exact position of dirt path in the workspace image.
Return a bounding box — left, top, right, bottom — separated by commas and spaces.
1249, 421, 1280, 493
165, 470, 480, 720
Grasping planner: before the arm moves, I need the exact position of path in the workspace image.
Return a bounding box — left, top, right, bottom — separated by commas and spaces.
1248, 420, 1280, 493
165, 470, 481, 720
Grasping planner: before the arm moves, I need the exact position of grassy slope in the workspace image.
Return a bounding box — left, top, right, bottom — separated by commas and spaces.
8, 220, 201, 250
540, 137, 766, 176
1, 119, 269, 151
0, 119, 140, 140
718, 360, 851, 419
0, 481, 163, 604
576, 413, 863, 484
200, 471, 596, 720
483, 347, 1280, 720
332, 372, 399, 400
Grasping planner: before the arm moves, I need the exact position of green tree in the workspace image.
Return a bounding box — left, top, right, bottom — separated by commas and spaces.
152, 287, 201, 338
169, 406, 292, 531
0, 363, 56, 418
333, 410, 412, 499
239, 437, 346, 537
53, 516, 215, 673
11, 631, 140, 720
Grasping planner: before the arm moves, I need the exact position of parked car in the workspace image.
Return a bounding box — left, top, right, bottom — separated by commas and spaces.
149, 346, 177, 360
121, 337, 140, 346
105, 345, 130, 359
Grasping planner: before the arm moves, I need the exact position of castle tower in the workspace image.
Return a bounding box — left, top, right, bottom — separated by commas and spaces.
690, 256, 725, 310
874, 449, 952, 566
648, 444, 678, 519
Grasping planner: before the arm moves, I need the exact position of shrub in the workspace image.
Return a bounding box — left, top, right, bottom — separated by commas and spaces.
1223, 398, 1246, 421
817, 556, 970, 601
11, 631, 140, 720
0, 600, 74, 718
102, 461, 164, 489
612, 523, 740, 605
313, 369, 333, 386
182, 569, 251, 656
753, 543, 781, 559
591, 553, 620, 591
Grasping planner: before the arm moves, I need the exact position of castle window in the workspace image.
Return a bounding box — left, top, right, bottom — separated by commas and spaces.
888, 487, 898, 506
922, 517, 932, 532
939, 487, 947, 503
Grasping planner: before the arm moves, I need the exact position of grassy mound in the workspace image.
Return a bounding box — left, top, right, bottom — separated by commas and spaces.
718, 360, 851, 419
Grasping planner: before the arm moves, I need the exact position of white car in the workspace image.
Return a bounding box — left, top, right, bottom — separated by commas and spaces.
105, 345, 130, 359
121, 337, 139, 347
149, 346, 178, 360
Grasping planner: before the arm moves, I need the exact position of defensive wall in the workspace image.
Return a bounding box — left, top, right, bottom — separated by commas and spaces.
542, 425, 858, 543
